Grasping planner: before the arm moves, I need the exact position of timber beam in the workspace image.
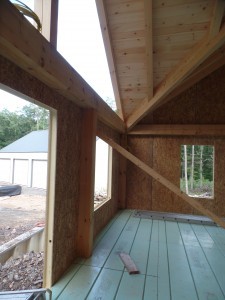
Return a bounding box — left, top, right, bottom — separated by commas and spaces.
98, 133, 225, 229
129, 124, 225, 136
126, 24, 225, 129
77, 109, 96, 257
0, 0, 125, 133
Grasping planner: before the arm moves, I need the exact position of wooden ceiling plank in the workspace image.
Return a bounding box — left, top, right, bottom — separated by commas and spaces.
144, 0, 153, 99
156, 44, 225, 107
0, 0, 125, 133
208, 0, 225, 38
126, 24, 225, 129
129, 124, 225, 136
98, 132, 225, 229
95, 0, 125, 120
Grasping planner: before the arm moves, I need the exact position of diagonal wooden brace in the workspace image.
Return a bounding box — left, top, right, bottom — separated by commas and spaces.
98, 132, 225, 229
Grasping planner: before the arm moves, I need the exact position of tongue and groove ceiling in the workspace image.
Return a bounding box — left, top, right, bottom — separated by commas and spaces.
96, 0, 225, 129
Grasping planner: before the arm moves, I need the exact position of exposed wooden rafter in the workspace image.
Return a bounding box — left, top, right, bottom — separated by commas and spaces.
0, 0, 125, 133
98, 133, 225, 229
162, 44, 225, 105
129, 124, 225, 136
95, 0, 125, 120
144, 0, 153, 99
208, 0, 225, 38
126, 24, 225, 129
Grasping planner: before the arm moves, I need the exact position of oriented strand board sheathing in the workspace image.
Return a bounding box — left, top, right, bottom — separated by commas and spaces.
142, 65, 225, 125
126, 136, 153, 210
0, 56, 82, 284
152, 137, 225, 216
127, 65, 225, 216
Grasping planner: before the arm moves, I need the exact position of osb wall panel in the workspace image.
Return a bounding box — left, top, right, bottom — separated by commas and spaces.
142, 65, 225, 124
127, 65, 225, 216
126, 136, 153, 210
0, 56, 81, 284
152, 137, 225, 216
94, 121, 120, 238
127, 135, 225, 216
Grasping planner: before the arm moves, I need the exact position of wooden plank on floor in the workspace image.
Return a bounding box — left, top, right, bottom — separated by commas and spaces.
144, 275, 157, 300
115, 272, 145, 300
129, 218, 152, 274
166, 222, 198, 300
84, 210, 132, 267
104, 216, 140, 270
119, 252, 139, 274
86, 269, 123, 300
57, 265, 101, 300
52, 264, 81, 299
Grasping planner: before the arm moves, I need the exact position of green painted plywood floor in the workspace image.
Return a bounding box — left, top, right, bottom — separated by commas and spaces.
52, 210, 225, 300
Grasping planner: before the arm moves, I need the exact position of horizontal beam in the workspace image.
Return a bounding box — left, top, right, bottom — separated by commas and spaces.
129, 124, 225, 136
156, 44, 225, 109
98, 132, 225, 229
0, 0, 125, 133
126, 24, 225, 129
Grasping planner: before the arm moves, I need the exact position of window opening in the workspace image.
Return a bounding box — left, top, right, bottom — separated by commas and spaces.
0, 87, 54, 291
180, 145, 214, 198
57, 0, 116, 110
94, 138, 112, 208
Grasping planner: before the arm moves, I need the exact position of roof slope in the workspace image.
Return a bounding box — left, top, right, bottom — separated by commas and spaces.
96, 0, 225, 128
0, 130, 48, 153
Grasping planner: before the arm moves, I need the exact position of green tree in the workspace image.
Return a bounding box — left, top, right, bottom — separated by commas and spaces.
21, 104, 49, 131
0, 104, 49, 149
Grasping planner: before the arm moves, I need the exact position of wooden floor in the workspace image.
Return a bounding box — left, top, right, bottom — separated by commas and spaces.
52, 210, 225, 300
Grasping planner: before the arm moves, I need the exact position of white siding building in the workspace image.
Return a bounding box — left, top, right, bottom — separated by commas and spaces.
0, 130, 48, 189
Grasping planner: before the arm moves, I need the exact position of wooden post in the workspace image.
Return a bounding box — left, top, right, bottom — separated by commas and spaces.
118, 134, 127, 209
98, 133, 225, 229
43, 109, 57, 288
34, 0, 58, 47
77, 109, 97, 257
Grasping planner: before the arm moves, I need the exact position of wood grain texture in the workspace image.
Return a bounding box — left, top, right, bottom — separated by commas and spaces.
0, 56, 81, 285
0, 0, 125, 133
143, 64, 225, 125
76, 109, 97, 257
146, 136, 225, 217
126, 136, 153, 210
119, 252, 139, 274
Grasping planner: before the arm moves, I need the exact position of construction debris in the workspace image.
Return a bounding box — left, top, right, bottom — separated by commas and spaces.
0, 251, 44, 291
119, 252, 139, 275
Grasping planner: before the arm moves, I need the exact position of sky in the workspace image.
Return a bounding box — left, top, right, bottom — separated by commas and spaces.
0, 0, 115, 112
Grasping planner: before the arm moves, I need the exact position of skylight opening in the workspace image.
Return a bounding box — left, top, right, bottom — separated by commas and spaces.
57, 0, 117, 111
